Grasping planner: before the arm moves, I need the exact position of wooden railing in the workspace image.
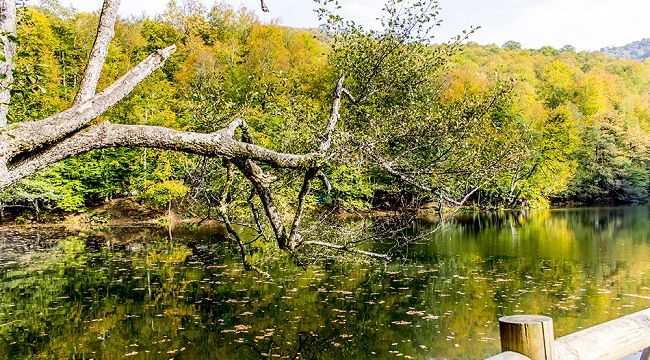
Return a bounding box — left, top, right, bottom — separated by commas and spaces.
487, 308, 650, 360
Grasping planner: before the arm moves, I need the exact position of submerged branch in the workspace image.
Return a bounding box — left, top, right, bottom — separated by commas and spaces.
215, 162, 253, 271
302, 240, 391, 261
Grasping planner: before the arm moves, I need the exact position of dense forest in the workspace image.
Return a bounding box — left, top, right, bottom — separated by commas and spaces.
602, 38, 650, 61
1, 0, 649, 223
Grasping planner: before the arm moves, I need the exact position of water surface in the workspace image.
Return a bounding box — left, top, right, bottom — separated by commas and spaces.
0, 207, 648, 359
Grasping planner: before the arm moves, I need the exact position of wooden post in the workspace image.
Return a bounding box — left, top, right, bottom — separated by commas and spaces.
499, 315, 554, 360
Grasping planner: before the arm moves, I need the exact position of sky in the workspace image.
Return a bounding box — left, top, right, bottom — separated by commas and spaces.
52, 0, 650, 51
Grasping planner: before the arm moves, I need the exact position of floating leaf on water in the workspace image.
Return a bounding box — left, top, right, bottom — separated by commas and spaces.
391, 321, 412, 326
234, 324, 251, 332
422, 314, 439, 321
406, 310, 425, 316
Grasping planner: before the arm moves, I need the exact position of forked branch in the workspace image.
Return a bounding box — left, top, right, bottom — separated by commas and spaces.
3, 45, 177, 160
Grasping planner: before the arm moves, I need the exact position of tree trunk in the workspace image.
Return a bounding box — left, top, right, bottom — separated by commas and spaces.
0, 0, 16, 127
33, 200, 40, 223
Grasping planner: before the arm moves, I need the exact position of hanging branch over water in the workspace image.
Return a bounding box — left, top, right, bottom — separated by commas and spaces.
0, 1, 385, 265
0, 0, 320, 190
0, 0, 492, 265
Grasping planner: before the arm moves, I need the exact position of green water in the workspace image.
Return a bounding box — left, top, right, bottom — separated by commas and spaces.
0, 207, 648, 359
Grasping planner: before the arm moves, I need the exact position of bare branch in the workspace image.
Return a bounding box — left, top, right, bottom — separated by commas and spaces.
302, 240, 391, 261
288, 78, 346, 246
74, 0, 121, 104
319, 76, 345, 154
220, 118, 246, 138
288, 168, 317, 244
4, 45, 177, 159
248, 190, 269, 243
341, 88, 359, 105
2, 122, 320, 190
348, 132, 435, 193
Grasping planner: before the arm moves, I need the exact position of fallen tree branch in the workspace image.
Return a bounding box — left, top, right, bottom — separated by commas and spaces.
0, 0, 395, 268
2, 121, 320, 190
287, 76, 346, 245
317, 170, 331, 194
288, 168, 317, 244
346, 132, 435, 193
3, 45, 177, 159
248, 190, 270, 243
303, 240, 391, 261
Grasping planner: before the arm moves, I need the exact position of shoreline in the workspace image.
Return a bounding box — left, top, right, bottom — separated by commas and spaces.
0, 197, 646, 229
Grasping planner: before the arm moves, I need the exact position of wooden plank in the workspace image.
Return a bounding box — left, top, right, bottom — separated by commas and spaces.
486, 351, 531, 360
554, 308, 650, 360
499, 315, 555, 360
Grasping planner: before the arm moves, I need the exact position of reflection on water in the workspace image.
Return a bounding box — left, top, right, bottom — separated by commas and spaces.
0, 207, 648, 359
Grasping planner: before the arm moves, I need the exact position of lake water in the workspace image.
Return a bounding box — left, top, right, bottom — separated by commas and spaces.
0, 207, 648, 359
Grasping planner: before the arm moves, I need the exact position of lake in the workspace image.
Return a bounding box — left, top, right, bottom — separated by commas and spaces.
0, 207, 648, 359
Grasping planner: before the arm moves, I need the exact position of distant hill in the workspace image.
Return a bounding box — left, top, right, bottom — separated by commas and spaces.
601, 38, 650, 61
